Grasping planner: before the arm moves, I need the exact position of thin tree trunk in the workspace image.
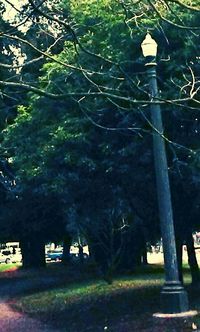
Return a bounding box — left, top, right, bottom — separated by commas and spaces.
62, 234, 72, 265
176, 237, 183, 284
142, 244, 148, 265
78, 245, 84, 264
186, 231, 200, 285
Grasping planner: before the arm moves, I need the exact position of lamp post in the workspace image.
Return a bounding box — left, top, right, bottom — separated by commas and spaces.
141, 33, 189, 314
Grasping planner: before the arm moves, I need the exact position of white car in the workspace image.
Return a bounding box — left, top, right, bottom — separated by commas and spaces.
0, 250, 22, 264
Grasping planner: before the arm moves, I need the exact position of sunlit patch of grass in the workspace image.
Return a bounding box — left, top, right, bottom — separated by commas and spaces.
0, 263, 20, 273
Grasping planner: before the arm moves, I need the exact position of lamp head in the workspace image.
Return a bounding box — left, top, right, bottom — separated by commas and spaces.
141, 33, 157, 58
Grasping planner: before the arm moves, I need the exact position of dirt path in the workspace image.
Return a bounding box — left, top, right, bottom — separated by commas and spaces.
0, 270, 65, 332
0, 301, 61, 332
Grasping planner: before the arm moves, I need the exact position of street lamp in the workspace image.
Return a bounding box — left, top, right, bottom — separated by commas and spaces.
141, 33, 189, 314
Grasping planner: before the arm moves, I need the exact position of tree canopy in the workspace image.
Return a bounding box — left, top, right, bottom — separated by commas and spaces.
0, 0, 200, 273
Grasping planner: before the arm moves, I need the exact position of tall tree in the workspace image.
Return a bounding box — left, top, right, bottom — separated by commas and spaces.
1, 0, 200, 275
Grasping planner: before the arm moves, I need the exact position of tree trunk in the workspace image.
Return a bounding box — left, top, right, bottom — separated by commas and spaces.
186, 231, 200, 285
78, 245, 84, 264
142, 244, 148, 265
20, 239, 32, 268
176, 237, 183, 284
62, 234, 72, 265
20, 236, 46, 268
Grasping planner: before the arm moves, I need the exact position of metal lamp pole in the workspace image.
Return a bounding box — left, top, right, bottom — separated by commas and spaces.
141, 33, 189, 314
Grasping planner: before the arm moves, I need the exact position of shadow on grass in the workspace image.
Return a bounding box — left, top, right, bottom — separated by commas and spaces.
21, 282, 200, 332
0, 262, 100, 298
0, 263, 199, 332
0, 263, 162, 331
39, 285, 161, 330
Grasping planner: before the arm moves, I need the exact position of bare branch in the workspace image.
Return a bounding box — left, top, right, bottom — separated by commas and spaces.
28, 0, 118, 66
0, 32, 103, 75
0, 78, 199, 112
148, 0, 200, 29
166, 0, 200, 12
140, 110, 196, 155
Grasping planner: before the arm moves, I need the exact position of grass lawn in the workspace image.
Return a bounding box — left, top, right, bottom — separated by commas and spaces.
0, 263, 20, 273
6, 263, 200, 332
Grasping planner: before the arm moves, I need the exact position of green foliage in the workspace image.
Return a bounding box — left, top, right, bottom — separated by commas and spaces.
1, 0, 200, 272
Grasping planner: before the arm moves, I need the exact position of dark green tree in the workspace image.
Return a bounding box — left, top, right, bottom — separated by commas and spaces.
1, 0, 200, 277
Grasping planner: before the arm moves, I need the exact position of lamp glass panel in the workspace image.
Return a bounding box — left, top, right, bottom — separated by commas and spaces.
141, 33, 157, 57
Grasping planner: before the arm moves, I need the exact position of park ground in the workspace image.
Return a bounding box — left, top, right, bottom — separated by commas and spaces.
147, 247, 200, 265
0, 252, 200, 332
